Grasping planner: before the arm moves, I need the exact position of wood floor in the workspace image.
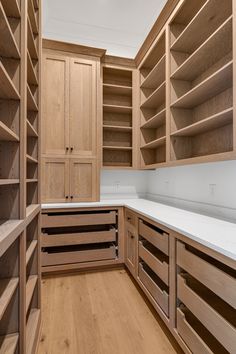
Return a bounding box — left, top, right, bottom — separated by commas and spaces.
37, 269, 181, 354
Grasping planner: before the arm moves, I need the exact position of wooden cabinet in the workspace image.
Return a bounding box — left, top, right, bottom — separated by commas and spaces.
42, 50, 100, 202
125, 209, 138, 277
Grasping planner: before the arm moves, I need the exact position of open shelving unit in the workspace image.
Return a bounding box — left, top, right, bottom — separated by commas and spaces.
0, 0, 41, 353
102, 65, 137, 168
139, 31, 167, 168
169, 0, 233, 162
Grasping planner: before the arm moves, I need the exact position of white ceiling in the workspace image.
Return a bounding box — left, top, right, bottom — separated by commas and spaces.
43, 0, 167, 58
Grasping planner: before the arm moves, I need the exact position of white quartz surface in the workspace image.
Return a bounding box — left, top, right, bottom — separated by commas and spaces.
42, 199, 236, 261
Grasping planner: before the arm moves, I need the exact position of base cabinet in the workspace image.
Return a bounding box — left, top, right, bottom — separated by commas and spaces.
124, 208, 236, 354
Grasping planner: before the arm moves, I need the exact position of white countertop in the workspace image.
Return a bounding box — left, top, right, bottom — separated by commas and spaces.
42, 199, 236, 261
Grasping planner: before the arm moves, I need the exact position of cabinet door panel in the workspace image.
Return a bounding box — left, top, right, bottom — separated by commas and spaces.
125, 225, 137, 277
70, 159, 97, 202
42, 54, 69, 155
69, 58, 97, 156
42, 158, 69, 203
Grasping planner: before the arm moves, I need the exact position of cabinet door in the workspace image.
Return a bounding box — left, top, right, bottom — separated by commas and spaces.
125, 225, 137, 277
42, 53, 70, 156
42, 158, 70, 203
69, 58, 97, 157
70, 159, 97, 202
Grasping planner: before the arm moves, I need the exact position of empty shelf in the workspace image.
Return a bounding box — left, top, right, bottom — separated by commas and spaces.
103, 125, 132, 132
0, 333, 19, 354
27, 17, 38, 60
27, 85, 38, 112
0, 179, 19, 186
26, 154, 38, 164
171, 108, 233, 137
0, 3, 20, 58
141, 55, 166, 89
26, 275, 38, 313
1, 0, 20, 18
103, 84, 132, 96
27, 120, 38, 137
26, 204, 40, 220
0, 122, 19, 141
26, 179, 38, 183
171, 61, 232, 108
103, 104, 132, 114
0, 62, 20, 100
0, 219, 23, 258
27, 51, 38, 86
26, 240, 38, 265
141, 109, 166, 129
141, 82, 166, 109
141, 136, 166, 150
0, 278, 19, 321
103, 146, 132, 151
28, 0, 38, 34
26, 309, 40, 354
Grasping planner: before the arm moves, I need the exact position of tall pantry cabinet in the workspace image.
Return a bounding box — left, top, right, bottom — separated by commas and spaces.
42, 51, 100, 203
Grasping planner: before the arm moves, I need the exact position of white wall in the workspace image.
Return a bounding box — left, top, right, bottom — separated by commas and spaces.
146, 160, 236, 221
100, 170, 148, 199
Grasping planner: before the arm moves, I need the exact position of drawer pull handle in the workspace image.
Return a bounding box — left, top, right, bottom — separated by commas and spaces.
66, 147, 69, 151
70, 196, 74, 199
70, 147, 74, 152
131, 235, 134, 239
65, 196, 69, 199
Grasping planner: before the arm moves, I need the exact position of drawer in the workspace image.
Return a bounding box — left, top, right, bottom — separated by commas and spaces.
177, 307, 219, 354
139, 220, 169, 256
177, 273, 236, 353
41, 228, 116, 247
125, 209, 137, 228
42, 244, 116, 266
139, 241, 169, 285
139, 263, 169, 316
42, 211, 116, 228
177, 241, 236, 309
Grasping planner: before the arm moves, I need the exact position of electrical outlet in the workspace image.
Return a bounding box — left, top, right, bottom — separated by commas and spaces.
209, 183, 216, 196
114, 181, 120, 190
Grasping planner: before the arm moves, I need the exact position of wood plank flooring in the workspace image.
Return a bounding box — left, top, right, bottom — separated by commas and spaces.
37, 269, 181, 354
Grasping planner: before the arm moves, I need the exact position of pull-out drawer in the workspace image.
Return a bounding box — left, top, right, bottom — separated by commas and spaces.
177, 273, 236, 353
177, 241, 236, 309
42, 244, 116, 266
125, 209, 137, 229
42, 211, 116, 228
177, 307, 228, 354
139, 241, 169, 285
42, 228, 116, 247
139, 263, 169, 316
139, 220, 169, 256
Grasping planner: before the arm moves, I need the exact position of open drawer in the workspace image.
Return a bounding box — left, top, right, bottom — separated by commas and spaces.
177, 306, 228, 354
42, 228, 116, 247
139, 262, 169, 316
177, 273, 236, 353
42, 210, 117, 228
177, 241, 236, 309
42, 244, 116, 266
139, 240, 169, 285
139, 219, 169, 256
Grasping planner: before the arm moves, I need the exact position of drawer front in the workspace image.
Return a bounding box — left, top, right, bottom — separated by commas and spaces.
42, 245, 116, 266
139, 220, 169, 256
139, 241, 169, 285
177, 308, 213, 354
41, 228, 116, 247
177, 241, 236, 309
42, 211, 116, 228
139, 263, 169, 316
177, 274, 236, 353
125, 209, 137, 229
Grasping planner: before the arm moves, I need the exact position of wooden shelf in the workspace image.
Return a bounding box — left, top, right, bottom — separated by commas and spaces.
28, 0, 38, 34
1, 0, 21, 18
26, 179, 38, 183
27, 85, 38, 112
0, 179, 19, 186
141, 136, 166, 150
26, 204, 40, 220
171, 108, 233, 137
141, 109, 166, 129
27, 51, 38, 86
26, 309, 40, 354
171, 0, 232, 54
103, 125, 132, 132
27, 17, 38, 60
103, 84, 132, 96
171, 16, 232, 81
0, 219, 23, 258
0, 333, 19, 354
0, 278, 19, 321
103, 104, 132, 114
0, 3, 20, 59
0, 62, 20, 100
26, 275, 38, 313
171, 61, 232, 109
141, 82, 165, 109
103, 67, 132, 87
33, 0, 39, 10
103, 146, 132, 151
0, 122, 19, 142
26, 154, 38, 164
141, 55, 165, 89
27, 120, 38, 137
26, 240, 37, 265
